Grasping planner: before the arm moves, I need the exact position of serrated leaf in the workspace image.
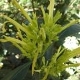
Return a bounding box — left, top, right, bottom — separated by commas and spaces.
57, 47, 80, 64
12, 0, 32, 23
53, 11, 62, 23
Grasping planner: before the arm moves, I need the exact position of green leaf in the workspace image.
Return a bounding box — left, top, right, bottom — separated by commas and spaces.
0, 36, 26, 46
41, 6, 46, 20
57, 47, 80, 64
53, 11, 62, 23
12, 0, 32, 23
66, 63, 80, 68
2, 62, 31, 80
60, 19, 79, 33
47, 0, 55, 19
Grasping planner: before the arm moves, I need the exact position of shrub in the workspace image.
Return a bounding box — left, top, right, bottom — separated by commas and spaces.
0, 0, 80, 80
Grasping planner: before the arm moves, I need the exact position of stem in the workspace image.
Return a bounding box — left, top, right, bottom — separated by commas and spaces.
31, 0, 35, 13
42, 70, 49, 80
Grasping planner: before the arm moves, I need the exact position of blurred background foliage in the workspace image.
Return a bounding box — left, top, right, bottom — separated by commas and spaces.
0, 0, 80, 23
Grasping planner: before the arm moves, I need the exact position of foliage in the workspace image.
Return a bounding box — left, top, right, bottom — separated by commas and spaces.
0, 0, 80, 80
54, 0, 80, 24
65, 0, 80, 20
2, 62, 31, 80
0, 0, 80, 24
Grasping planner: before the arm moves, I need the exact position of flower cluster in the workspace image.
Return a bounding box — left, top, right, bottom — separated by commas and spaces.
63, 36, 80, 51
